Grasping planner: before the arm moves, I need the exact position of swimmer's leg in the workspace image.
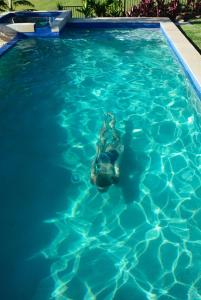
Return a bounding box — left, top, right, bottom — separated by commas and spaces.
97, 117, 109, 153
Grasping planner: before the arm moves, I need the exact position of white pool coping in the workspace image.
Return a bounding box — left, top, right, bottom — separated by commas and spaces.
69, 17, 201, 96
70, 17, 170, 23
160, 20, 201, 96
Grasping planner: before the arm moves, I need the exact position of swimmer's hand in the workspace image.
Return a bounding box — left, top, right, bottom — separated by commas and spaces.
108, 113, 115, 128
114, 164, 120, 177
106, 112, 114, 118
116, 144, 124, 154
104, 112, 115, 128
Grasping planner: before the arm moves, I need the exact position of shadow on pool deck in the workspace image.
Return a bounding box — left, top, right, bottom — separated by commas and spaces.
119, 119, 143, 204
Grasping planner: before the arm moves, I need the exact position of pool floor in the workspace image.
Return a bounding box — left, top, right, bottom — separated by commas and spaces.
0, 28, 201, 300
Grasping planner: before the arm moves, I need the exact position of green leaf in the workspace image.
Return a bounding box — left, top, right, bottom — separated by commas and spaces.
13, 0, 34, 7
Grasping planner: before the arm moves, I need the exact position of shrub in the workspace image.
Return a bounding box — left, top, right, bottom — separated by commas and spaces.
77, 0, 95, 17
126, 0, 200, 20
186, 0, 201, 15
78, 0, 123, 17
57, 2, 63, 10
0, 0, 8, 11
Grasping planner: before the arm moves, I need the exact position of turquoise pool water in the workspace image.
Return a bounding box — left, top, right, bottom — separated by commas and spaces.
0, 28, 201, 300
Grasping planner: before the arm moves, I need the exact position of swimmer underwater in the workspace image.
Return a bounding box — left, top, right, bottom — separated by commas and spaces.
90, 113, 124, 192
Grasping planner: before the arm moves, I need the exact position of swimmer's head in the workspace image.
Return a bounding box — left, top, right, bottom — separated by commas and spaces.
95, 173, 112, 192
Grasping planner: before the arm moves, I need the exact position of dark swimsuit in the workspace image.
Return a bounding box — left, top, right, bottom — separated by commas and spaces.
96, 150, 119, 165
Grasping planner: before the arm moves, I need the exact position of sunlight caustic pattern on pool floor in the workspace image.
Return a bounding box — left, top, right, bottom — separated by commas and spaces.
1, 28, 201, 300
39, 29, 201, 300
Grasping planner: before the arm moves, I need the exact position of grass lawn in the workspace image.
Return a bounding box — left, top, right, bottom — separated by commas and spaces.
17, 0, 82, 11
16, 0, 134, 11
180, 19, 201, 52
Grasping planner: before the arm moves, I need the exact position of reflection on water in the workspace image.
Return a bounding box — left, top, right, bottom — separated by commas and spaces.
0, 28, 201, 300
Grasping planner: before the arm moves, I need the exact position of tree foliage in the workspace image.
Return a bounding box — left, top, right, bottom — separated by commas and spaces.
0, 0, 34, 11
126, 0, 201, 20
77, 0, 123, 17
0, 0, 8, 11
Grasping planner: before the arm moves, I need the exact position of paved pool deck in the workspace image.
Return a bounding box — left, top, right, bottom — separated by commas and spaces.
0, 38, 6, 47
0, 24, 18, 53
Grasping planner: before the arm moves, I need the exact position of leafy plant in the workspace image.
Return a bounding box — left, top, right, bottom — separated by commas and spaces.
0, 0, 8, 11
166, 0, 180, 19
56, 2, 63, 10
155, 0, 166, 17
93, 0, 107, 17
78, 0, 123, 17
126, 0, 186, 20
186, 0, 201, 15
5, 0, 34, 11
126, 0, 156, 17
77, 0, 95, 17
107, 0, 123, 16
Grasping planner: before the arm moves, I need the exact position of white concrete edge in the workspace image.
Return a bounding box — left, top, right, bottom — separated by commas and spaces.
7, 23, 35, 33
160, 20, 201, 95
70, 17, 170, 23
23, 10, 67, 13
51, 10, 72, 33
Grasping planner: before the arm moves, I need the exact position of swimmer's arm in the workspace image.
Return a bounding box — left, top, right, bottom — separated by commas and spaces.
90, 140, 102, 184
99, 123, 107, 148
90, 159, 96, 184
112, 128, 121, 143
106, 112, 116, 128
114, 158, 120, 178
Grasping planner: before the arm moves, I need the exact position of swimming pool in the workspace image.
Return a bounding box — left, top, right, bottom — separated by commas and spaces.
0, 26, 201, 300
0, 12, 59, 27
0, 11, 71, 39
